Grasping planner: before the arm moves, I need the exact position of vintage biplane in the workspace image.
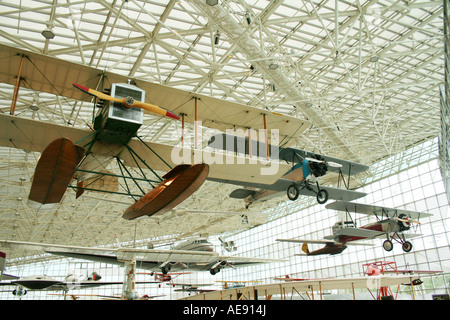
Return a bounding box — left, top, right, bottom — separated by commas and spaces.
0, 43, 311, 220
207, 135, 369, 207
277, 201, 432, 255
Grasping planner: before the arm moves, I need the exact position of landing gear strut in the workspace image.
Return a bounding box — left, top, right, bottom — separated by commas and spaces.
287, 182, 329, 204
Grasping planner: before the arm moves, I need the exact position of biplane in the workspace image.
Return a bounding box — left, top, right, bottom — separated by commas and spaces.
277, 201, 432, 255
0, 43, 309, 220
207, 135, 369, 207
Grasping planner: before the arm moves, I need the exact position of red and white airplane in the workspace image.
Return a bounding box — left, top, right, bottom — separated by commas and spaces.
277, 201, 432, 255
137, 271, 192, 287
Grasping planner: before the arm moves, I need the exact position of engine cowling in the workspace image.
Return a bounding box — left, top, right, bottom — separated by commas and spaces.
210, 260, 227, 275
397, 214, 411, 231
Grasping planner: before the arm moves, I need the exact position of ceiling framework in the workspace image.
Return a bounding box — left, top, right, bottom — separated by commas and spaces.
0, 0, 444, 264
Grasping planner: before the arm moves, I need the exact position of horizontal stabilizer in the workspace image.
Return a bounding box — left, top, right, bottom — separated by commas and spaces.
229, 189, 255, 199
276, 238, 335, 245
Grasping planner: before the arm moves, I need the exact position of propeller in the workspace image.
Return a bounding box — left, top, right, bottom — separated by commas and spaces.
73, 83, 180, 120
396, 217, 421, 225
306, 157, 343, 168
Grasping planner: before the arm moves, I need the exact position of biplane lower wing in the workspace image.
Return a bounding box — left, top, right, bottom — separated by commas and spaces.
333, 227, 386, 239
223, 178, 367, 202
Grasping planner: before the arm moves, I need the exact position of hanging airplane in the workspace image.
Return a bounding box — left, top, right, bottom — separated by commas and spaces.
136, 271, 207, 288
208, 134, 369, 207
0, 238, 285, 276
0, 272, 155, 298
276, 201, 432, 255
0, 43, 309, 221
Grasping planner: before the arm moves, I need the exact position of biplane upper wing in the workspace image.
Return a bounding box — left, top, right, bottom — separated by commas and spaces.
0, 43, 309, 147
278, 147, 370, 175
325, 201, 433, 220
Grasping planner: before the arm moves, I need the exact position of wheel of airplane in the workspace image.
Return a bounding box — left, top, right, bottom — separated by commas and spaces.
316, 189, 328, 204
287, 184, 299, 201
383, 240, 393, 251
402, 241, 413, 252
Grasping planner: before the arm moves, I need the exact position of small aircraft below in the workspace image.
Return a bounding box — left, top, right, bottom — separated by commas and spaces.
0, 272, 145, 298
277, 201, 432, 255
216, 280, 263, 289
174, 285, 216, 294
0, 237, 284, 299
208, 135, 369, 207
0, 238, 284, 276
137, 271, 193, 287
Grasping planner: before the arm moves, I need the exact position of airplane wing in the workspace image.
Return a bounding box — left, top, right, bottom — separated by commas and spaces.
0, 113, 290, 186
334, 227, 386, 239
278, 147, 369, 175
223, 177, 367, 202
0, 43, 309, 147
326, 201, 433, 220
0, 279, 130, 291
384, 269, 443, 275
276, 238, 375, 246
276, 238, 336, 245
179, 275, 421, 300
0, 240, 285, 271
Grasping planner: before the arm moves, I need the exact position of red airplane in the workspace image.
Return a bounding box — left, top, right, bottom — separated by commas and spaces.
137, 271, 191, 287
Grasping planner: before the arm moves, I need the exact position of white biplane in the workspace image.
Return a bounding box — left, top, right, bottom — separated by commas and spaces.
277, 201, 432, 255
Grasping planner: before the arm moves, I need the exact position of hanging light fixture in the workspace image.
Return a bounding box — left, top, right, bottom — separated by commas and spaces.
41, 27, 55, 39
214, 30, 220, 45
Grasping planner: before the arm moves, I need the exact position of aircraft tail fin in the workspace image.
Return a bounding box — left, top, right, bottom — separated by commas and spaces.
301, 242, 310, 254
0, 251, 5, 280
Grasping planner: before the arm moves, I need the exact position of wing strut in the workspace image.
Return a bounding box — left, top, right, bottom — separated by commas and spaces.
10, 54, 25, 115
